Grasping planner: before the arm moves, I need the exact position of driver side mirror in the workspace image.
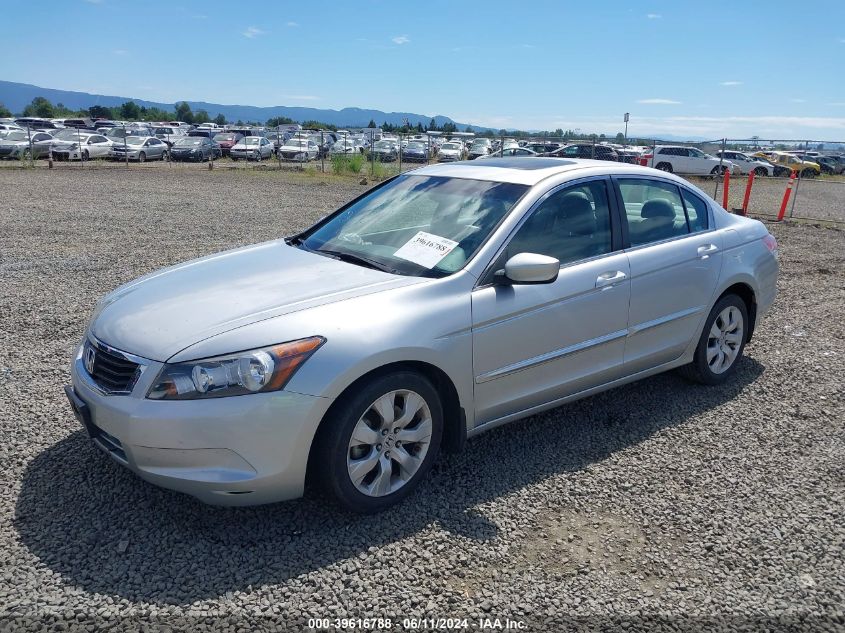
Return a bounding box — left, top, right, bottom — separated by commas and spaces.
495, 253, 560, 285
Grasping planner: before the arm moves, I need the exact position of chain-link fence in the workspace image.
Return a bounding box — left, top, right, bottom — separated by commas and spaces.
2, 123, 844, 224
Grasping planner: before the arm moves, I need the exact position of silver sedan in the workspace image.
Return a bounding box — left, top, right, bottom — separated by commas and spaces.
66, 159, 778, 512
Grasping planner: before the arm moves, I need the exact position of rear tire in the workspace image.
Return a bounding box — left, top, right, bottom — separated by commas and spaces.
754, 166, 768, 176
656, 162, 673, 173
710, 165, 727, 176
801, 169, 815, 179
679, 294, 748, 385
312, 371, 443, 513
82, 150, 89, 161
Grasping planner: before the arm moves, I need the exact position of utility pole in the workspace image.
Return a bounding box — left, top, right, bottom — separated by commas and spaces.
623, 112, 629, 146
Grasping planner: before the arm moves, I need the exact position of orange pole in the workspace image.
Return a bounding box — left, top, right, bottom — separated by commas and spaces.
741, 169, 755, 216
722, 168, 730, 209
777, 171, 797, 221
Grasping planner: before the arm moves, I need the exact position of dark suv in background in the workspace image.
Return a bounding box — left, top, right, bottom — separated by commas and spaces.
550, 143, 619, 161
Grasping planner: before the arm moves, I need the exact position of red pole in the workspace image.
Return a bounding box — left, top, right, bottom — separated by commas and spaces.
721, 168, 730, 210
777, 170, 797, 221
740, 169, 755, 216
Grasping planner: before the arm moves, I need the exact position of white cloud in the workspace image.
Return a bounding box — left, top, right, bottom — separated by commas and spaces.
392, 35, 410, 45
281, 94, 320, 101
84, 0, 104, 4
646, 13, 662, 19
242, 26, 265, 39
827, 102, 845, 106
112, 49, 128, 56
286, 21, 299, 27
637, 98, 682, 105
720, 81, 743, 87
520, 43, 537, 49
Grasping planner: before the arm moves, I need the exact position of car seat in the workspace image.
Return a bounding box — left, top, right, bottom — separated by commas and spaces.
639, 199, 678, 243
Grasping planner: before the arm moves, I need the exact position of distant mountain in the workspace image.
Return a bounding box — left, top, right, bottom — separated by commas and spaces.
0, 80, 483, 130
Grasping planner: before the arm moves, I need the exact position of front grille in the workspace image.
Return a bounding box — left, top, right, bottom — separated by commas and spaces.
86, 341, 140, 393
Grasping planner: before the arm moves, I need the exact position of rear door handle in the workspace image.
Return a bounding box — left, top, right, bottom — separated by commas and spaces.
697, 244, 719, 259
596, 271, 627, 288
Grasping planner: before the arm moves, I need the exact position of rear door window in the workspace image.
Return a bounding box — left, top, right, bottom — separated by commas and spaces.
617, 178, 689, 247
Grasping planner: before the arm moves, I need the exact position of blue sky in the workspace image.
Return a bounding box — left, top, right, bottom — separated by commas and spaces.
2, 0, 845, 138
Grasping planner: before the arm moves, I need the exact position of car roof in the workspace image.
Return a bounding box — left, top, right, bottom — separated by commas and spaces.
410, 158, 657, 185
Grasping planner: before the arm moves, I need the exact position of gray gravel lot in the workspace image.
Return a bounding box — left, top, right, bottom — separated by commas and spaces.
1, 168, 843, 632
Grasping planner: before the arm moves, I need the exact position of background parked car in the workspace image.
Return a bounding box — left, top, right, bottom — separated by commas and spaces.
643, 145, 738, 175
0, 130, 54, 159
525, 142, 562, 155
368, 140, 398, 162
483, 147, 538, 158
51, 132, 114, 161
402, 141, 429, 162
715, 151, 774, 176
750, 152, 793, 177
212, 132, 244, 156
153, 126, 187, 147
230, 136, 275, 161
815, 156, 843, 175
169, 136, 217, 162
278, 138, 319, 162
437, 141, 465, 162
768, 152, 821, 178
330, 138, 360, 156
110, 136, 169, 162
468, 139, 492, 159
550, 144, 620, 162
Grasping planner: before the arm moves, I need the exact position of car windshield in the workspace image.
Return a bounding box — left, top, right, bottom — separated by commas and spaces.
4, 131, 28, 141
125, 137, 146, 146
240, 136, 261, 145
175, 138, 203, 146
287, 140, 308, 147
407, 142, 425, 149
298, 175, 527, 278
213, 133, 235, 141
374, 141, 392, 149
442, 143, 459, 150
155, 128, 174, 134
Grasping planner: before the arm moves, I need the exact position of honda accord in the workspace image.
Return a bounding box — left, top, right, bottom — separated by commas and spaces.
66, 159, 778, 512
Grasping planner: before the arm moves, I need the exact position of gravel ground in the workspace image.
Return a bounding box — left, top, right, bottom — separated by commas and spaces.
0, 168, 843, 632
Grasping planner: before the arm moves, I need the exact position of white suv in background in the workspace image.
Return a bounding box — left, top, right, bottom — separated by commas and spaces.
715, 151, 774, 176
645, 145, 738, 176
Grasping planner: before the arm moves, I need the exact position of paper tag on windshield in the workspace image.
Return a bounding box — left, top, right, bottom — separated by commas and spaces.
393, 231, 459, 268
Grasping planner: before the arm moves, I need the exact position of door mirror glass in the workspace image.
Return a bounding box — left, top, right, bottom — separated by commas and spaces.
498, 253, 560, 284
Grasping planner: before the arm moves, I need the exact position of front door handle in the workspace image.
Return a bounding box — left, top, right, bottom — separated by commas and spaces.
596, 271, 627, 288
697, 244, 719, 259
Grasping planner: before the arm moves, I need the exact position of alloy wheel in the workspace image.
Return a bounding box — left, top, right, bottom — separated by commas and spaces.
706, 306, 744, 374
346, 389, 433, 497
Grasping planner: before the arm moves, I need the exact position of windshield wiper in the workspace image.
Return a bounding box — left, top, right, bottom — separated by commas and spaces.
317, 249, 400, 274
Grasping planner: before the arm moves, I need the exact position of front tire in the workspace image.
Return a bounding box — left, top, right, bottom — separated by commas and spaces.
679, 294, 748, 385
754, 166, 768, 176
313, 372, 443, 513
138, 152, 146, 163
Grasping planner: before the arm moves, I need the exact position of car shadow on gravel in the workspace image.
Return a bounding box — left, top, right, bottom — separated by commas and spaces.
14, 358, 763, 605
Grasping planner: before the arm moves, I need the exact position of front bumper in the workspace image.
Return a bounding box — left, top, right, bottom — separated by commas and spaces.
68, 343, 332, 506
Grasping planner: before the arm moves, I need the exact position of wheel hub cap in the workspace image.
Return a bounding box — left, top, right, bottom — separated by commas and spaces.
706, 306, 744, 374
346, 389, 432, 498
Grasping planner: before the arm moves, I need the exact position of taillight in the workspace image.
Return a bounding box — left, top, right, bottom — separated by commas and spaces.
642, 153, 653, 159
763, 233, 778, 258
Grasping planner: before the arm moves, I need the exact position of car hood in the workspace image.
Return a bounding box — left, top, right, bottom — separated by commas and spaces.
91, 240, 421, 362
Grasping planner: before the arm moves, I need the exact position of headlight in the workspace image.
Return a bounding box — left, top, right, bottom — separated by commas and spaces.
147, 336, 325, 400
